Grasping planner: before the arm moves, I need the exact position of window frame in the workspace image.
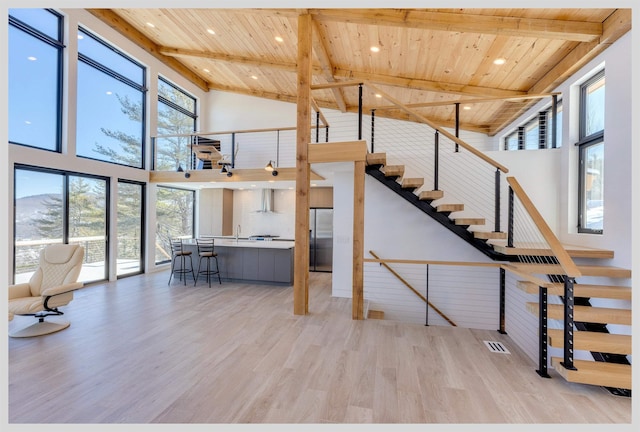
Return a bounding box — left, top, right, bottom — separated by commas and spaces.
76, 27, 147, 169
576, 69, 605, 234
8, 8, 64, 152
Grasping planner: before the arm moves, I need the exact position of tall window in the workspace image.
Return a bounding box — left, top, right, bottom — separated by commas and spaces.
155, 77, 197, 171
14, 166, 109, 284
155, 186, 195, 264
76, 28, 146, 168
577, 70, 605, 234
8, 8, 63, 151
117, 180, 145, 277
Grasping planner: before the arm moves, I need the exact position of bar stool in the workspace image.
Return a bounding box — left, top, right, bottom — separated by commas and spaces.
168, 238, 194, 285
194, 237, 221, 287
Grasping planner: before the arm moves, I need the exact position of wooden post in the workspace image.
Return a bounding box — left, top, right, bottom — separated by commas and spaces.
352, 160, 365, 319
294, 13, 312, 315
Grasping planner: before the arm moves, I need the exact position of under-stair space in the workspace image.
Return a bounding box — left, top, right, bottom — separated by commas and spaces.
366, 152, 513, 260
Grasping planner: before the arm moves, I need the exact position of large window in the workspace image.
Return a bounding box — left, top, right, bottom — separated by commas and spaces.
117, 180, 145, 277
8, 8, 63, 151
577, 70, 605, 234
76, 28, 146, 168
155, 186, 195, 264
14, 166, 109, 284
155, 77, 198, 171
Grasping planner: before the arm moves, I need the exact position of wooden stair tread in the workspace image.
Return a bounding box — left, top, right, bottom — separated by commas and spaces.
547, 329, 632, 355
517, 281, 631, 300
551, 357, 631, 390
473, 231, 507, 240
418, 190, 444, 201
436, 203, 464, 213
526, 303, 631, 325
508, 263, 631, 279
401, 177, 424, 189
366, 152, 386, 166
382, 165, 405, 177
491, 241, 614, 259
455, 218, 485, 226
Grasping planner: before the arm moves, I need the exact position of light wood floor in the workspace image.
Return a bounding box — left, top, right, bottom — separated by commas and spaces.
7, 270, 632, 426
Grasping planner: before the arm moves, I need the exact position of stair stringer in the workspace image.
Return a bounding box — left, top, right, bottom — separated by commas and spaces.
366, 166, 516, 262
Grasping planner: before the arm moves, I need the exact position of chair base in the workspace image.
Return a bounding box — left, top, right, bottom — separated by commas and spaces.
9, 319, 70, 338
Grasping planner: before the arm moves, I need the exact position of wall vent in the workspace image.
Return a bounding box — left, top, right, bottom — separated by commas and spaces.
483, 341, 510, 354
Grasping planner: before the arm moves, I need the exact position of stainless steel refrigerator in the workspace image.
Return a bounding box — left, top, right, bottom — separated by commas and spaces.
309, 208, 333, 272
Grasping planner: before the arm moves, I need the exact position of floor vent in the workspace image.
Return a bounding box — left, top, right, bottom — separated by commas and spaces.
483, 341, 510, 354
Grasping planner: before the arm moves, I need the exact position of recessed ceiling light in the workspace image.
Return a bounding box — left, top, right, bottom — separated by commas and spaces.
24, 120, 31, 125
251, 184, 257, 187
251, 75, 258, 80
146, 22, 155, 28
463, 105, 471, 110
370, 46, 380, 53
375, 93, 382, 98
493, 58, 506, 65
77, 34, 84, 40
106, 91, 113, 95
311, 183, 317, 187
274, 36, 284, 43
207, 29, 216, 35
27, 56, 37, 61
203, 68, 210, 73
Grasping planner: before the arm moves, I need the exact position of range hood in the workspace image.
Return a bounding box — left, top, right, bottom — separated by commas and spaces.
256, 189, 275, 213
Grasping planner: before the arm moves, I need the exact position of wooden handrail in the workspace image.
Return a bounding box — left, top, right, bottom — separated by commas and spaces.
369, 251, 457, 326
154, 123, 327, 139
506, 176, 581, 278
364, 81, 509, 173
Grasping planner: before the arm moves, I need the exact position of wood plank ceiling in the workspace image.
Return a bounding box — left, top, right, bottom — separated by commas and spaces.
89, 8, 631, 136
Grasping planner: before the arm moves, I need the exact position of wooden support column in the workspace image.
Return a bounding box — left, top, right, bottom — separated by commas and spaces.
294, 13, 312, 315
352, 159, 365, 319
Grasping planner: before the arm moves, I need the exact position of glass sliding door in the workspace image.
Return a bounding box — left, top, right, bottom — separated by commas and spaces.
14, 169, 64, 283
117, 180, 145, 277
68, 175, 108, 283
14, 167, 109, 283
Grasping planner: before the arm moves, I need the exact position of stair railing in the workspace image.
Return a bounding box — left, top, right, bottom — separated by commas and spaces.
311, 82, 579, 370
504, 176, 581, 371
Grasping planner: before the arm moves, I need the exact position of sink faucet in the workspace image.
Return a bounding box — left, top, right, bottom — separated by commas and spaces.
235, 224, 241, 242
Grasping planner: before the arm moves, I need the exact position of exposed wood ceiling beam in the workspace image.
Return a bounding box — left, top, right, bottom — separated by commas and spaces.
373, 93, 561, 111
529, 8, 631, 96
161, 46, 523, 100
86, 9, 209, 92
311, 19, 347, 112
489, 8, 632, 135
308, 9, 603, 42
208, 83, 300, 105
158, 47, 324, 75
333, 69, 527, 99
342, 105, 492, 134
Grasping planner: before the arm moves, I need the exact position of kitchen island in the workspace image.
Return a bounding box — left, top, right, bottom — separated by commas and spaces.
179, 238, 294, 285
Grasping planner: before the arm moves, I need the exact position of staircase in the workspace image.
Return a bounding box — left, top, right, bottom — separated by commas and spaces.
365, 151, 632, 394
365, 152, 513, 261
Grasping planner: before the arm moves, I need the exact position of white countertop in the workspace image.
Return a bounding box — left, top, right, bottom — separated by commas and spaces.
183, 238, 294, 249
